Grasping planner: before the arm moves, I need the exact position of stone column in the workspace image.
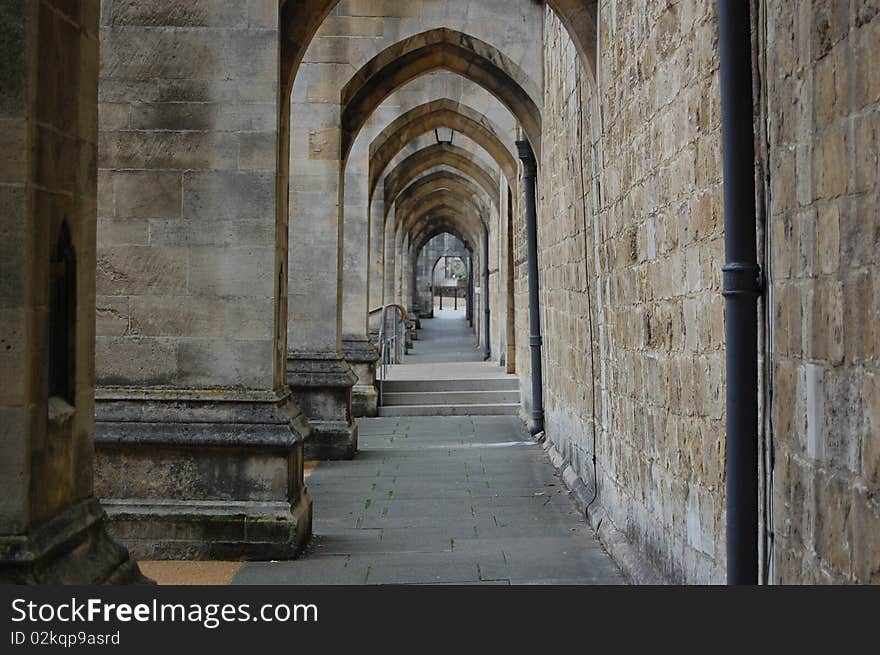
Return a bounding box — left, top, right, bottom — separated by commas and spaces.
402, 236, 417, 351
368, 194, 386, 336
341, 168, 379, 418
395, 228, 406, 307
339, 134, 379, 417
287, 65, 357, 460
402, 235, 413, 314
94, 4, 312, 558
384, 216, 397, 306
1, 1, 144, 583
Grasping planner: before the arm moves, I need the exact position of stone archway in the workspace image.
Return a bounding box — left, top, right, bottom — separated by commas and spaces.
393, 172, 496, 227
279, 0, 598, 96
340, 28, 541, 162
383, 143, 500, 213
369, 99, 518, 201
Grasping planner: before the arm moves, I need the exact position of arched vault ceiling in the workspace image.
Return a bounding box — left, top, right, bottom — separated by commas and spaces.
339, 28, 541, 162
347, 72, 517, 175
279, 1, 598, 95
394, 172, 494, 228
369, 99, 517, 201
398, 189, 486, 230
409, 212, 481, 255
400, 195, 486, 244
384, 143, 499, 214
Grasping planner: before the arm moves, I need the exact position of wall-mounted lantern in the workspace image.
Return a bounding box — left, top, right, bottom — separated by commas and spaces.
434, 127, 454, 145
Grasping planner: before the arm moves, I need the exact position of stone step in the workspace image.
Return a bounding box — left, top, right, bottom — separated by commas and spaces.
377, 403, 521, 417
381, 390, 520, 406
381, 378, 519, 393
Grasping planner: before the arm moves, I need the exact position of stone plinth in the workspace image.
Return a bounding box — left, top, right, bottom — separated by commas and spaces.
342, 338, 380, 418
94, 389, 312, 560
0, 499, 150, 585
287, 353, 359, 460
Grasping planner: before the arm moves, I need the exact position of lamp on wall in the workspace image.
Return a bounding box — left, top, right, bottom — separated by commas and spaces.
434, 127, 454, 145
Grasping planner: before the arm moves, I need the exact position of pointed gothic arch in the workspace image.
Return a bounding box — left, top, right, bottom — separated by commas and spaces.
340, 28, 541, 163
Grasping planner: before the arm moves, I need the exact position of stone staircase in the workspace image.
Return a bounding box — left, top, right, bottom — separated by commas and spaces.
378, 376, 520, 417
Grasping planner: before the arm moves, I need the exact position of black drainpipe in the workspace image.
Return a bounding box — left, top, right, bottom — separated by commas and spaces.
516, 139, 544, 436
718, 0, 762, 585
466, 252, 474, 326
482, 222, 491, 360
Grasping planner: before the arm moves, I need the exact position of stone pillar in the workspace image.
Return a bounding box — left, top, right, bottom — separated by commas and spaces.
402, 235, 413, 315
475, 248, 485, 348
403, 236, 416, 351
341, 154, 378, 418
394, 229, 406, 307
384, 216, 397, 306
0, 1, 145, 583
467, 254, 474, 325
287, 66, 357, 460
368, 196, 386, 339
94, 3, 312, 558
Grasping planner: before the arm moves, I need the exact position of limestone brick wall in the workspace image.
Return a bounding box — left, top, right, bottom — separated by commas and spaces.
536, 6, 603, 505
534, 0, 879, 584
533, 4, 727, 583
765, 0, 880, 583
95, 0, 282, 390
0, 0, 101, 531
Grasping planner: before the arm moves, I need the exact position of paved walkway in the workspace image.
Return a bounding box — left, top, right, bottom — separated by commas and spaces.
143, 310, 623, 585
401, 307, 485, 363
382, 309, 510, 381
233, 416, 623, 584
232, 308, 624, 585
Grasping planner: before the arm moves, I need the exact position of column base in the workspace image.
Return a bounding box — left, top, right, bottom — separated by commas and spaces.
287, 352, 358, 460
342, 338, 379, 418
94, 388, 312, 561
0, 498, 151, 584
102, 494, 312, 561
405, 315, 415, 351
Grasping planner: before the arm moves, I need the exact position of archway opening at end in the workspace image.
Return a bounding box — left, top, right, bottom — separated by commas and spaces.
431, 255, 467, 316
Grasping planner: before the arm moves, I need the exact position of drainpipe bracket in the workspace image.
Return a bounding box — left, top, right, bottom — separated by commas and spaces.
529, 335, 543, 347
722, 262, 763, 298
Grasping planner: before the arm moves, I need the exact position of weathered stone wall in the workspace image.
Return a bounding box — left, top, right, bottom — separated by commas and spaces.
1, 0, 102, 534
96, 0, 282, 391
532, 4, 727, 583
7, 0, 867, 581
765, 0, 879, 583
533, 1, 879, 584
92, 1, 312, 558
1, 0, 145, 584
535, 7, 602, 511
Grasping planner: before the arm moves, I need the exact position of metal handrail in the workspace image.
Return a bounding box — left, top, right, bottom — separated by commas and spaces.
371, 303, 407, 406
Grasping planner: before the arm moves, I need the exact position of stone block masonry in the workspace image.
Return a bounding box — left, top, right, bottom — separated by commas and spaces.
96, 3, 282, 392
3, 0, 875, 585
532, 2, 879, 584
530, 4, 726, 583
0, 0, 145, 584
765, 0, 880, 584
93, 0, 313, 559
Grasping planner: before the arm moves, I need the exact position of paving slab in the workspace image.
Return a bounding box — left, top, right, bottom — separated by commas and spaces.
233, 415, 625, 585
